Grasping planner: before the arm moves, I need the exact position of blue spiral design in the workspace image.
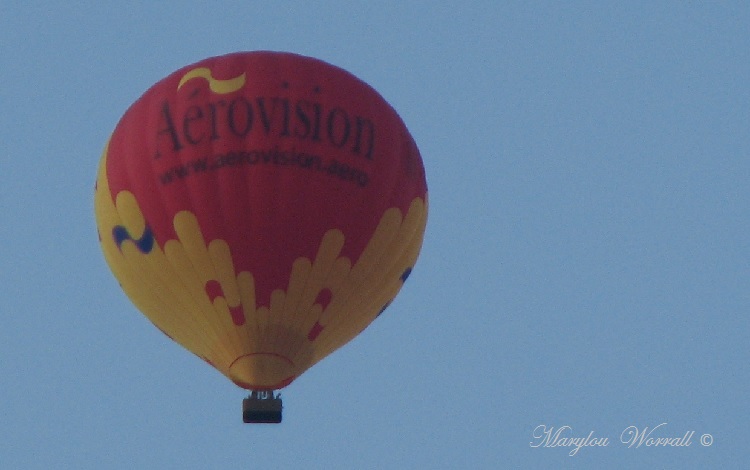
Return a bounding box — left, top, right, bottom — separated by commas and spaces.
113, 224, 155, 253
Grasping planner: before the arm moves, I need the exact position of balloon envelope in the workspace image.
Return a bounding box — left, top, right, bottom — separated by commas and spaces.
95, 51, 427, 390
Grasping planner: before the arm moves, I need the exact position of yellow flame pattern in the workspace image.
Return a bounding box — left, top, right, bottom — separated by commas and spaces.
94, 142, 427, 389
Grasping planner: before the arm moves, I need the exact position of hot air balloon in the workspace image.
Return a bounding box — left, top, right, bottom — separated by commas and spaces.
94, 51, 427, 423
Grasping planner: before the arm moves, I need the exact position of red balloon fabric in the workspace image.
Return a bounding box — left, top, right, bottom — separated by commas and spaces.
95, 51, 427, 389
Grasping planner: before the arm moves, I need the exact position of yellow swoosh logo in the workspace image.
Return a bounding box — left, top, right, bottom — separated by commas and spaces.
177, 67, 246, 94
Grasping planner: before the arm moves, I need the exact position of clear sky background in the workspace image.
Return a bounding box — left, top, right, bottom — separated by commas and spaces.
1, 2, 748, 468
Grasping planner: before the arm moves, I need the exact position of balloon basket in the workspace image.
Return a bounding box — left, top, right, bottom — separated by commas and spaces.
242, 391, 283, 424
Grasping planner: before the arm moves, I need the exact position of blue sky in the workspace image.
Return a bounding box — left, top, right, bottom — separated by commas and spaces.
1, 2, 748, 468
